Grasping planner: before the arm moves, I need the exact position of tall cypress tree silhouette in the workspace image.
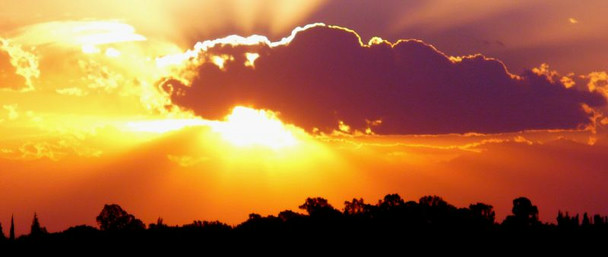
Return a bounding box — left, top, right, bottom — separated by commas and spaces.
9, 215, 15, 240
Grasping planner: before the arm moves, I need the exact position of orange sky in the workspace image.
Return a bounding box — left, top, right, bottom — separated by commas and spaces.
1, 1, 608, 235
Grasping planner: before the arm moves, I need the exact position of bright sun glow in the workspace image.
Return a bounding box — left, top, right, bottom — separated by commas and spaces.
123, 106, 299, 149
212, 106, 298, 149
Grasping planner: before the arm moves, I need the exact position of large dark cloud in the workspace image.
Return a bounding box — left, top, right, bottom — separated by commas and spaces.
170, 25, 606, 134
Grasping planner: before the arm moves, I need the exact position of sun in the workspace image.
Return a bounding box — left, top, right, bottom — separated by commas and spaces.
120, 106, 300, 149
212, 106, 299, 149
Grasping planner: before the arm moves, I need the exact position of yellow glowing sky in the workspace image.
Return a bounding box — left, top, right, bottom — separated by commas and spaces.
1, 0, 608, 235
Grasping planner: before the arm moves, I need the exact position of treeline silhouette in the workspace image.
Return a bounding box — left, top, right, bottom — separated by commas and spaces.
1, 194, 607, 253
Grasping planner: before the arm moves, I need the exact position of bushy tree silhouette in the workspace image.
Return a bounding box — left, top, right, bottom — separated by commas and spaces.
417, 195, 460, 227
469, 203, 496, 225
96, 204, 145, 232
419, 195, 449, 208
278, 210, 304, 222
503, 197, 539, 228
379, 194, 405, 209
344, 198, 371, 215
513, 197, 538, 220
298, 197, 341, 218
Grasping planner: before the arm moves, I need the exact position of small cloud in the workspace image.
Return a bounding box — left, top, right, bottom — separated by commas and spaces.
0, 148, 13, 154
167, 154, 209, 167
338, 120, 351, 133
244, 52, 260, 68
16, 138, 102, 161
3, 104, 19, 120
513, 136, 534, 145
0, 38, 39, 92
584, 71, 608, 100
569, 18, 579, 24
19, 142, 62, 161
560, 75, 576, 88
56, 87, 87, 96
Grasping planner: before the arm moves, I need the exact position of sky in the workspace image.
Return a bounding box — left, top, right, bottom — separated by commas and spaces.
1, 0, 608, 234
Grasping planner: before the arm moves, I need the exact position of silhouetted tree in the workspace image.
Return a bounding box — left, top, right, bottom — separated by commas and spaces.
149, 217, 167, 230
503, 197, 539, 228
469, 203, 496, 225
594, 214, 607, 226
299, 197, 340, 218
61, 224, 101, 242
248, 213, 262, 220
9, 215, 15, 241
30, 212, 48, 237
418, 195, 458, 226
419, 195, 449, 208
189, 220, 205, 228
96, 204, 145, 232
582, 213, 590, 227
278, 210, 303, 222
513, 197, 538, 221
237, 214, 281, 233
557, 211, 565, 227
186, 219, 231, 230
185, 220, 232, 234
4, 193, 608, 251
379, 194, 405, 209
557, 211, 579, 230
344, 198, 371, 215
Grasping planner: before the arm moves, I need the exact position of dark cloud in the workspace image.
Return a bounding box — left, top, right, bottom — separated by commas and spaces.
170, 25, 606, 134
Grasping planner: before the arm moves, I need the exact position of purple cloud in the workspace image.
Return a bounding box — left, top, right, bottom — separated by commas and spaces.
169, 25, 605, 134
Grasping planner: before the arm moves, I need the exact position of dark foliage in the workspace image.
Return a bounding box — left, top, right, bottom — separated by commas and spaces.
9, 215, 14, 241
96, 204, 145, 232
3, 194, 607, 253
30, 213, 48, 237
502, 197, 541, 229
